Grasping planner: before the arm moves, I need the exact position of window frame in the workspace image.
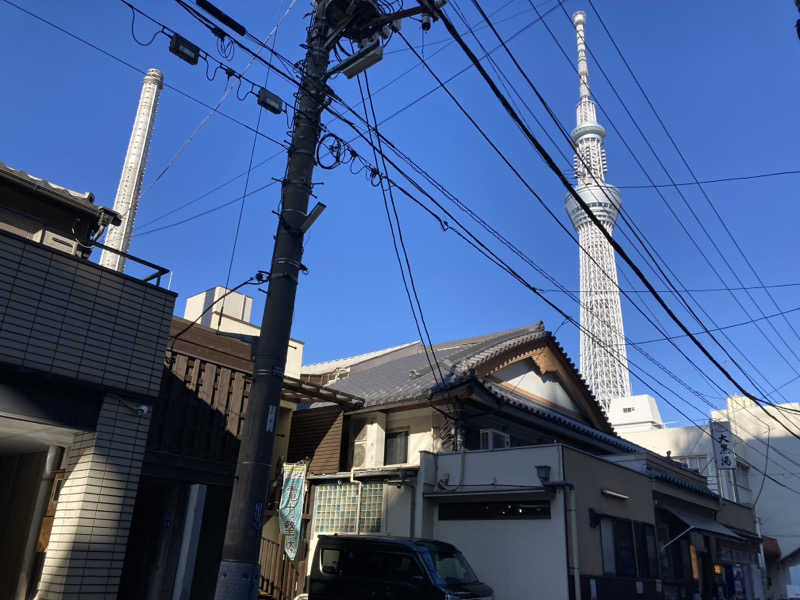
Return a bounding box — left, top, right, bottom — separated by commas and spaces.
600, 515, 659, 579
384, 429, 410, 465
479, 428, 510, 450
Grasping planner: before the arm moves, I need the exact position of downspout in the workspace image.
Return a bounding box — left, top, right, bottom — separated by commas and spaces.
546, 481, 580, 599
350, 468, 363, 535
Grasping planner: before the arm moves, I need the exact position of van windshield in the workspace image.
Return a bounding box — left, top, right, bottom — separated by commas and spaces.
425, 549, 478, 585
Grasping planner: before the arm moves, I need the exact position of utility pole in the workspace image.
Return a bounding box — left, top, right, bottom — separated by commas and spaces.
210, 2, 438, 597
212, 3, 331, 598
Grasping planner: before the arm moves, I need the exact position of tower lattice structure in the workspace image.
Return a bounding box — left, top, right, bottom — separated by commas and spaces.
100, 68, 163, 272
565, 11, 631, 410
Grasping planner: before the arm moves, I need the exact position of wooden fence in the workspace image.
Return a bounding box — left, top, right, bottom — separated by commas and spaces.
259, 535, 307, 600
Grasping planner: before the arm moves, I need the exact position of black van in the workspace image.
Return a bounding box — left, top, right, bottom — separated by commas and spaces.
308, 535, 494, 600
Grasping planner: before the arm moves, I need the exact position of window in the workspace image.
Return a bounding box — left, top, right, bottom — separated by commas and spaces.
622, 407, 634, 414
479, 428, 510, 450
313, 482, 384, 534
385, 430, 409, 465
320, 548, 341, 574
600, 516, 657, 578
439, 500, 550, 521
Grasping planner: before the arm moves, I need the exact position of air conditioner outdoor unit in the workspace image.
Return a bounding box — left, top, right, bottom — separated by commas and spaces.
351, 414, 386, 469
42, 230, 78, 256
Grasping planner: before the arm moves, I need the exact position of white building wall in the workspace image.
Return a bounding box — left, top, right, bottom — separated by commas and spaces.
424, 446, 568, 600
493, 359, 579, 414
714, 397, 800, 570
608, 394, 664, 433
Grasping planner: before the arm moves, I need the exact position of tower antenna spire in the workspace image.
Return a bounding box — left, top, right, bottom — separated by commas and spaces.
565, 10, 632, 410
573, 11, 591, 101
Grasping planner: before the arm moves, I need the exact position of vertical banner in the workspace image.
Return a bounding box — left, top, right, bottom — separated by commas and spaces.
279, 462, 307, 560
711, 420, 735, 470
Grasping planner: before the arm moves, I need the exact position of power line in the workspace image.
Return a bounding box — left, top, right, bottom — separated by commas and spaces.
218, 3, 287, 334
354, 70, 444, 385
482, 0, 800, 420
543, 3, 800, 394
434, 2, 800, 442
0, 0, 287, 149
618, 169, 800, 189
486, 0, 800, 411
332, 118, 800, 497
633, 303, 800, 345
133, 180, 279, 237
586, 0, 800, 354
522, 0, 800, 408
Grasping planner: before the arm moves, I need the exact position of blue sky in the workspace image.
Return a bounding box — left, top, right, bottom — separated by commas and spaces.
2, 0, 799, 427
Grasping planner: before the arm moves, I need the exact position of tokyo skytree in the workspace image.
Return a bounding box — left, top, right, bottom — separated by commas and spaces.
565, 11, 631, 410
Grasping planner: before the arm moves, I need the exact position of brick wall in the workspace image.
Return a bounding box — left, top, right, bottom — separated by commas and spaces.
36, 395, 150, 599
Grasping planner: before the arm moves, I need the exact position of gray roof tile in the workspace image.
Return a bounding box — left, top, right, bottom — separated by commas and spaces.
327, 323, 547, 405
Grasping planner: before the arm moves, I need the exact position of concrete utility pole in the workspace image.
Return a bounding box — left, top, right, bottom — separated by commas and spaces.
212, 6, 331, 598
211, 2, 436, 596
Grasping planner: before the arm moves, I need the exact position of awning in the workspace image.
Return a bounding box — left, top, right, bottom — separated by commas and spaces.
663, 507, 744, 541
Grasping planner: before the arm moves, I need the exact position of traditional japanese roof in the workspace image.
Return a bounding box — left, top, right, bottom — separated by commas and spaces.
0, 160, 99, 216
476, 378, 627, 450
302, 342, 417, 376
321, 324, 548, 405
317, 322, 613, 431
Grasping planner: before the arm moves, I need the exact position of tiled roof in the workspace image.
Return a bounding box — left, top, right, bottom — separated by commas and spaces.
302, 342, 417, 375
325, 323, 548, 406
0, 160, 98, 214
479, 378, 637, 453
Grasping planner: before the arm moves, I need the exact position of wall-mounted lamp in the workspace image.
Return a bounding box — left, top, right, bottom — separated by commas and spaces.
536, 465, 551, 484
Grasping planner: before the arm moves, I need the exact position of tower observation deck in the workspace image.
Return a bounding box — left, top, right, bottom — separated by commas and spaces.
565, 11, 631, 410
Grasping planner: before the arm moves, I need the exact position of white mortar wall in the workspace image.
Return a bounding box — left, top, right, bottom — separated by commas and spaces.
494, 359, 578, 414
433, 494, 568, 600
425, 446, 566, 600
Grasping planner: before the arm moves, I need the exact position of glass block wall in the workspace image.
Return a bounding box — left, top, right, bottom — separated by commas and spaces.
313, 482, 384, 534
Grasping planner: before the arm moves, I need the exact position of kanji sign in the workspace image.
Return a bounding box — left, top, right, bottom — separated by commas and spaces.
711, 421, 735, 470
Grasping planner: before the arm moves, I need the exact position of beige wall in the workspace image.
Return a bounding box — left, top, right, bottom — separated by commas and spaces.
383, 484, 413, 537
385, 408, 434, 466
563, 447, 655, 577
426, 446, 568, 600
716, 499, 756, 533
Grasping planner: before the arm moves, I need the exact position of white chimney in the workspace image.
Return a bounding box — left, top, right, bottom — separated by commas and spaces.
100, 68, 163, 272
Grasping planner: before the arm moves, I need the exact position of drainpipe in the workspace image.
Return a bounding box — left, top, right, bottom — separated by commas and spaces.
350, 468, 363, 535
546, 482, 580, 599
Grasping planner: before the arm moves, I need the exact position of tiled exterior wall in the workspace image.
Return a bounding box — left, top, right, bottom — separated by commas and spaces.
0, 229, 175, 397
36, 395, 150, 599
